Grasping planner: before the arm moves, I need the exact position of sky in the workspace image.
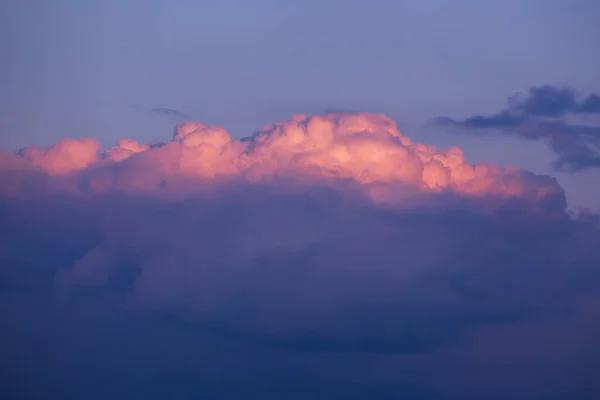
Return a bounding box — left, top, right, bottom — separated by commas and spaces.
2, 0, 600, 209
1, 1, 600, 399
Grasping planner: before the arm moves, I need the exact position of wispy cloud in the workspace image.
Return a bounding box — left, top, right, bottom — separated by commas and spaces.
434, 85, 600, 171
149, 107, 189, 118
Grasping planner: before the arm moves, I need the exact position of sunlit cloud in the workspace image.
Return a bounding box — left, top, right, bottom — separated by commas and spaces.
1, 112, 598, 399
1, 113, 562, 206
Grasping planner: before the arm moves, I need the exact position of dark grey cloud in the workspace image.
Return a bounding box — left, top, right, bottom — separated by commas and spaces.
579, 93, 600, 114
149, 107, 189, 118
516, 85, 579, 117
1, 170, 599, 398
434, 85, 600, 171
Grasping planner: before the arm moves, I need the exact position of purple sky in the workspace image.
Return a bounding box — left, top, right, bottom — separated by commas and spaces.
2, 0, 599, 209
1, 2, 600, 399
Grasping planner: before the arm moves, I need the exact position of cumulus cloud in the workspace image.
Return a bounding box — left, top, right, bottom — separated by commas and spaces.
15, 137, 102, 175
1, 113, 562, 205
1, 112, 599, 399
434, 85, 600, 171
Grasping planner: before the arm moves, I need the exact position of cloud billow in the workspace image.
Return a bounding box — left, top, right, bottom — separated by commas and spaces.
434, 85, 600, 171
0, 112, 599, 399
1, 112, 562, 203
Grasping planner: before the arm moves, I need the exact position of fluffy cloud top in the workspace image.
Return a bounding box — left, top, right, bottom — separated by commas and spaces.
16, 137, 102, 175
1, 113, 561, 206
1, 112, 598, 399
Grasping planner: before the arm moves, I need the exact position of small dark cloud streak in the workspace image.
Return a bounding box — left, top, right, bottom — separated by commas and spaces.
150, 107, 189, 118
434, 85, 600, 171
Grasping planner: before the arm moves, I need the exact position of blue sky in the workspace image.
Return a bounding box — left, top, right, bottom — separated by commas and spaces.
2, 0, 600, 209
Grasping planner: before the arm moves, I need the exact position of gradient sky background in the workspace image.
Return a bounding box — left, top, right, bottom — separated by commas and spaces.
3, 2, 600, 399
2, 0, 600, 209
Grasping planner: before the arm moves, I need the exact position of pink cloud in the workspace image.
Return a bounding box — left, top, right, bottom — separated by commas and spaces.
16, 138, 101, 175
0, 114, 599, 398
1, 113, 563, 207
